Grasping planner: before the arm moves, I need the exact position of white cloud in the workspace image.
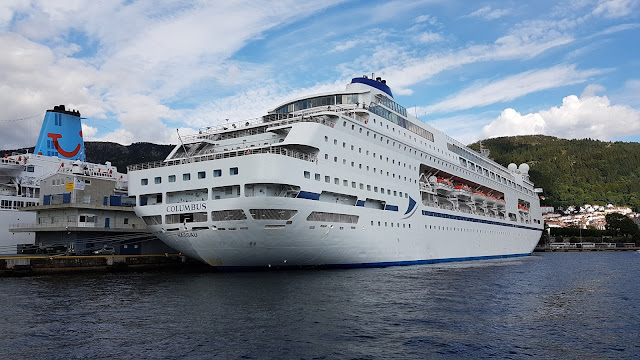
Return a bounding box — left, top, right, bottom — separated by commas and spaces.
466, 6, 510, 20
376, 22, 574, 94
593, 0, 638, 18
581, 83, 606, 97
417, 65, 606, 115
414, 14, 438, 25
482, 108, 547, 138
331, 40, 360, 52
482, 90, 640, 140
416, 32, 443, 43
81, 124, 98, 139
0, 0, 343, 148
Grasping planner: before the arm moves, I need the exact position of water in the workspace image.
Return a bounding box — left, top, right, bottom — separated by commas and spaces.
1, 252, 639, 359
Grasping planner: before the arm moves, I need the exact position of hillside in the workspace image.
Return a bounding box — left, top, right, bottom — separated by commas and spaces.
469, 135, 640, 210
1, 142, 174, 173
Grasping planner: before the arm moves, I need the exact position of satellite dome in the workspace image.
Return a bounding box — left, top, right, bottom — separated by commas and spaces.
508, 163, 517, 172
518, 163, 530, 174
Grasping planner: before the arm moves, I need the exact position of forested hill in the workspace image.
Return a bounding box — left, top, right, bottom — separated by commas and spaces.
469, 135, 640, 210
1, 142, 174, 173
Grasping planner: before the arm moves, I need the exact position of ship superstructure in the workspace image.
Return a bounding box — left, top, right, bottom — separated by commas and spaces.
128, 76, 544, 268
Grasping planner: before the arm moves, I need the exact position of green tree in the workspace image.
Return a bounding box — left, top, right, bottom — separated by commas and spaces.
605, 213, 639, 237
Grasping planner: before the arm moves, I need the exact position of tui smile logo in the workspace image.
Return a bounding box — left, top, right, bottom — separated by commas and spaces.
47, 131, 82, 158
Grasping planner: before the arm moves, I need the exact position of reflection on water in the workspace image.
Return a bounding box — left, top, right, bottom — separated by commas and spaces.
1, 252, 639, 359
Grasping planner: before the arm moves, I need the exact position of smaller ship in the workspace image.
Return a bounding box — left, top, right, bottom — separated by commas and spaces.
1, 105, 124, 254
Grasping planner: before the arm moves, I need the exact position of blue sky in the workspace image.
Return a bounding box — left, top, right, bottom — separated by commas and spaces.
1, 0, 639, 149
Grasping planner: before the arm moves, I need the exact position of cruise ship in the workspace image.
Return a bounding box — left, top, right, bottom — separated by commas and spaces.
128, 76, 544, 269
1, 105, 124, 253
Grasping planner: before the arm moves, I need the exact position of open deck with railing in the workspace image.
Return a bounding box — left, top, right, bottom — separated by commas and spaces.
128, 146, 317, 172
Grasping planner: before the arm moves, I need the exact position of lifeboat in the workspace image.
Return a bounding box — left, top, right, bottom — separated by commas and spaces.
451, 184, 472, 200
432, 177, 454, 194
472, 190, 487, 202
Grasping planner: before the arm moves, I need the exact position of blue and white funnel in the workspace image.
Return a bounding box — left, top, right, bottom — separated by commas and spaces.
33, 105, 86, 161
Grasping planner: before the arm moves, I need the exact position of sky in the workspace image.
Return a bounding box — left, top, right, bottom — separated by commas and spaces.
1, 0, 639, 149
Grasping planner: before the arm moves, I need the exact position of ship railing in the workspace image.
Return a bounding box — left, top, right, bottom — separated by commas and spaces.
10, 221, 143, 230
181, 105, 365, 143
129, 146, 317, 171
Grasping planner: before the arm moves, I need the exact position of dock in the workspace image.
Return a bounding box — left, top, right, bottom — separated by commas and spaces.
0, 254, 206, 276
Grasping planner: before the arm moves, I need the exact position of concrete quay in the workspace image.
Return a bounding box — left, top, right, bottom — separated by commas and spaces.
0, 254, 205, 276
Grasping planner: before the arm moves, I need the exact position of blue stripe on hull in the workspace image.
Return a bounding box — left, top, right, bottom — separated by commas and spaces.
211, 252, 532, 271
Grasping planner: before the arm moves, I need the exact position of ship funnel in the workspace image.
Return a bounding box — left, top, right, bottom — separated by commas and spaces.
33, 105, 86, 161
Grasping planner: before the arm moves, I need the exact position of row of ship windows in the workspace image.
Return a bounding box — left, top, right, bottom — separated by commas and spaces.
1, 200, 37, 209
339, 118, 534, 198
303, 171, 410, 198
341, 117, 435, 149
326, 137, 416, 169
370, 221, 412, 228
323, 154, 416, 183
141, 167, 239, 185
424, 225, 526, 235
339, 117, 457, 163
458, 157, 534, 197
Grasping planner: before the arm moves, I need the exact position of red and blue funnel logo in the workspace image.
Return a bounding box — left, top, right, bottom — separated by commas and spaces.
33, 105, 86, 161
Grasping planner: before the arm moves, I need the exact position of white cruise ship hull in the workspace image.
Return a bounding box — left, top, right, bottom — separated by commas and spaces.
132, 154, 540, 269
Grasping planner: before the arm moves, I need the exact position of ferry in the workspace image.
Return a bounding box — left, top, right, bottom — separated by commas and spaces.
0, 105, 124, 253
127, 75, 544, 268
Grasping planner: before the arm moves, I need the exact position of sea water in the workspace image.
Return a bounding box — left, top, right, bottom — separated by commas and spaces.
1, 251, 638, 359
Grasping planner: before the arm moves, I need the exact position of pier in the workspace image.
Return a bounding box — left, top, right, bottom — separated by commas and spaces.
0, 254, 205, 276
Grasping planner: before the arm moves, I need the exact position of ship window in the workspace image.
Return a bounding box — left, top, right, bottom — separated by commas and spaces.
183, 173, 191, 181
394, 191, 397, 196
352, 181, 356, 188
324, 154, 328, 160
359, 183, 363, 190
324, 136, 328, 142
27, 166, 35, 172
325, 176, 330, 183
333, 139, 337, 145
334, 178, 339, 185
141, 178, 148, 186
198, 171, 206, 179
168, 175, 176, 183
304, 171, 310, 179
342, 142, 346, 148
343, 180, 348, 186
213, 169, 222, 177
230, 167, 239, 175
154, 177, 161, 184
315, 173, 320, 181
374, 186, 378, 192
334, 156, 337, 162
367, 185, 371, 191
